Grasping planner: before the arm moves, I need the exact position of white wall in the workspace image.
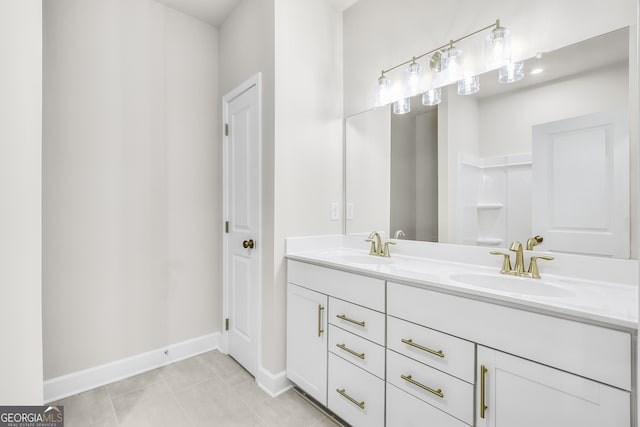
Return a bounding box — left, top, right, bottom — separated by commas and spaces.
346, 107, 391, 236
219, 0, 277, 372
343, 0, 635, 116
43, 0, 219, 379
415, 111, 438, 242
0, 0, 43, 404
274, 0, 343, 373
479, 63, 629, 157
391, 112, 417, 239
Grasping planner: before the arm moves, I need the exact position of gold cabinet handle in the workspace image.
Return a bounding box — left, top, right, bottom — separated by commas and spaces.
336, 388, 365, 409
242, 239, 255, 249
336, 314, 365, 327
400, 374, 444, 398
480, 365, 488, 419
336, 343, 365, 360
317, 305, 325, 337
401, 338, 445, 358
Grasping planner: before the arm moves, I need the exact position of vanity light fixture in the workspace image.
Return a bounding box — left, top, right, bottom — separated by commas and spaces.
441, 43, 464, 83
374, 74, 393, 107
457, 75, 480, 95
422, 87, 442, 106
404, 59, 424, 97
485, 20, 512, 69
393, 97, 411, 114
498, 61, 524, 83
373, 19, 515, 113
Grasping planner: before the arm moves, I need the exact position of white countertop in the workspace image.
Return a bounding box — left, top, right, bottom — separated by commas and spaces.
286, 235, 638, 331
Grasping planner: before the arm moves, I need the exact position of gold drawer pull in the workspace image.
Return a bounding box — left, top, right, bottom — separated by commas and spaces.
318, 305, 325, 337
336, 314, 365, 327
401, 338, 445, 358
336, 388, 365, 409
480, 365, 488, 419
336, 343, 365, 360
401, 374, 444, 399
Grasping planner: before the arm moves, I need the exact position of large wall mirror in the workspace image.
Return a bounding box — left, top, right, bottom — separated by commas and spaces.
345, 27, 633, 259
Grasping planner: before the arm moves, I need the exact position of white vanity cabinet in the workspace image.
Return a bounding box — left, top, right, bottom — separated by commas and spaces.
286, 283, 328, 405
286, 261, 386, 425
476, 346, 630, 427
388, 281, 632, 427
286, 258, 634, 427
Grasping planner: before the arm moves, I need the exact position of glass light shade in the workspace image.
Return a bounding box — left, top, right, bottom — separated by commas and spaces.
485, 26, 512, 69
392, 97, 411, 114
498, 61, 524, 84
457, 75, 480, 95
422, 88, 442, 106
374, 75, 392, 107
441, 46, 464, 83
404, 62, 424, 96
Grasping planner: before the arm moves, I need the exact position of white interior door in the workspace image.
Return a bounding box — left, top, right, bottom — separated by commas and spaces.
532, 109, 629, 258
224, 77, 260, 377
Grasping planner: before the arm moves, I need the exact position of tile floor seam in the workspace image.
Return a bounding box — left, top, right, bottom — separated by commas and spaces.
105, 387, 121, 427
168, 386, 195, 426
229, 379, 271, 427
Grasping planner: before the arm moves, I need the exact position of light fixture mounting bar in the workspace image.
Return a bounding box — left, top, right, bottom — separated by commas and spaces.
379, 19, 501, 77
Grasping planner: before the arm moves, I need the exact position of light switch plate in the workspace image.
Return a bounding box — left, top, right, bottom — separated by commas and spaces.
331, 202, 340, 220
346, 203, 354, 220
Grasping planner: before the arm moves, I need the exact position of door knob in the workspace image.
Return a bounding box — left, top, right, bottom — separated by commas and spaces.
243, 239, 255, 249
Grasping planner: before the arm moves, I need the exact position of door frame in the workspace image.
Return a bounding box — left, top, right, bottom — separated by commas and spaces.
221, 73, 263, 376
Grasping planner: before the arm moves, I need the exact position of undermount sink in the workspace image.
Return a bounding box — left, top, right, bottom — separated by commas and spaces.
449, 272, 575, 298
327, 253, 394, 265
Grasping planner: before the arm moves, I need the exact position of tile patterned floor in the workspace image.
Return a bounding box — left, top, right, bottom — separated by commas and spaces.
54, 350, 341, 427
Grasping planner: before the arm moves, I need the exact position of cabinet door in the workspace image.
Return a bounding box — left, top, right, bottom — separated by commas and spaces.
286, 283, 328, 405
476, 346, 630, 427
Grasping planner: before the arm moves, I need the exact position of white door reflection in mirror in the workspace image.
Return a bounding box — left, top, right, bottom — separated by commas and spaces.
532, 109, 629, 258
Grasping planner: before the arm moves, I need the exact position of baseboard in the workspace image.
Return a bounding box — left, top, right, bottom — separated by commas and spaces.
44, 332, 221, 403
257, 367, 292, 398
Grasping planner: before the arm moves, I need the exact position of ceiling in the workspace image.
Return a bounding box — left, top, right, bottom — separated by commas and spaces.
155, 0, 359, 27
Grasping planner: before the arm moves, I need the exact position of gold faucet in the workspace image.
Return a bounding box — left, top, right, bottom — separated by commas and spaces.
526, 235, 543, 250
490, 240, 554, 279
366, 231, 395, 257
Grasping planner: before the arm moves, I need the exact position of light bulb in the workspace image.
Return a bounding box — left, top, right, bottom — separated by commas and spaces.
442, 45, 464, 83
485, 25, 512, 69
374, 74, 392, 107
404, 62, 424, 97
392, 97, 411, 114
498, 61, 524, 84
457, 75, 480, 95
422, 88, 442, 106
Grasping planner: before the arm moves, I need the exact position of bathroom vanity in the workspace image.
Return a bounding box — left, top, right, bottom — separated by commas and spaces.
285, 235, 637, 427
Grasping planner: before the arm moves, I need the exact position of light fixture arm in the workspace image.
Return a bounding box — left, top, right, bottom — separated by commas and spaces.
379, 19, 501, 76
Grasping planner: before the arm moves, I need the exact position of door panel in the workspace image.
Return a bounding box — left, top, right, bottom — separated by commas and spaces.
532, 109, 629, 258
226, 83, 259, 376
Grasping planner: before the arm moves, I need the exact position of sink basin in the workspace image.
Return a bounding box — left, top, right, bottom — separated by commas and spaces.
327, 254, 394, 265
318, 251, 394, 265
449, 272, 575, 298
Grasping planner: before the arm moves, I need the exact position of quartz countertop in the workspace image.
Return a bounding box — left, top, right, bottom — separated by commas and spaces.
286, 236, 638, 331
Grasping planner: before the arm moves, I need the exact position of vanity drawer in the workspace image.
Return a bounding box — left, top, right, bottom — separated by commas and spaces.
329, 297, 385, 345
288, 261, 385, 311
388, 282, 632, 390
387, 383, 470, 427
329, 324, 385, 379
328, 353, 384, 427
388, 315, 475, 383
387, 349, 474, 425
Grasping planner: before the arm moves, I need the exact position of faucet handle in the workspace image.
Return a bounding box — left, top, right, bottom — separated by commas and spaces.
382, 241, 396, 257
490, 251, 512, 274
365, 239, 377, 255
528, 255, 554, 279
